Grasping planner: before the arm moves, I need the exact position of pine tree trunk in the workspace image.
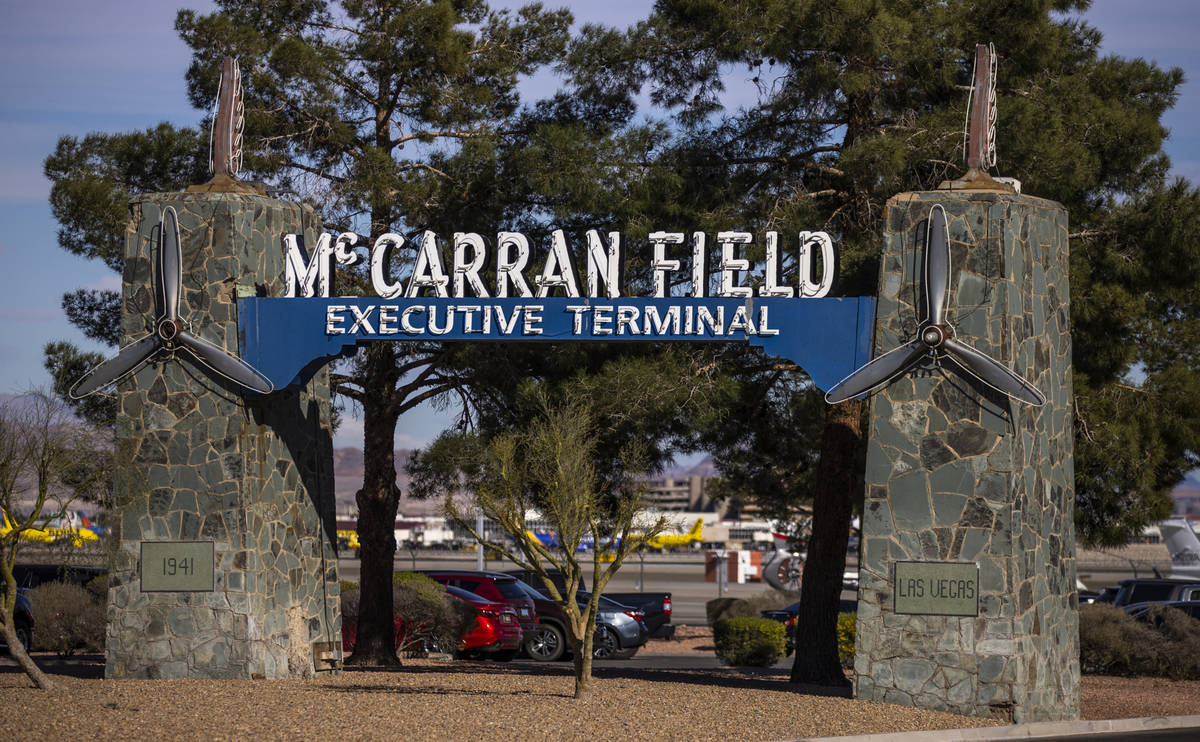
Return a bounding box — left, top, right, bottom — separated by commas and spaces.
790, 398, 863, 687
345, 344, 402, 666
0, 618, 59, 690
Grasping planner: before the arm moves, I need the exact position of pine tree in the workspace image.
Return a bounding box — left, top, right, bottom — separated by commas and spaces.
601, 0, 1197, 685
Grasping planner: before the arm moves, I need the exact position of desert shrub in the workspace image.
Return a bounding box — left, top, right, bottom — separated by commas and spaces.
836, 612, 856, 667
1079, 603, 1200, 679
84, 573, 108, 601
1146, 605, 1200, 679
392, 571, 472, 656
707, 591, 798, 625
339, 579, 359, 593
713, 616, 787, 667
744, 590, 800, 615
27, 581, 104, 656
339, 574, 478, 657
706, 597, 747, 625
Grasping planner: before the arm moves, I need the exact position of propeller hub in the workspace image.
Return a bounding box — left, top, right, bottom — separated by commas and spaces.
920, 324, 946, 349
157, 318, 181, 345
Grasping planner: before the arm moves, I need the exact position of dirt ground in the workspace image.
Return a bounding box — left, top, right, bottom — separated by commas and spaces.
2, 630, 1197, 741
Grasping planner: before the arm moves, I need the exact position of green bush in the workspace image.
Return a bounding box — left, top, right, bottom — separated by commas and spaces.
836, 612, 856, 667
338, 579, 359, 593
340, 573, 476, 657
713, 616, 787, 667
84, 573, 108, 601
1080, 603, 1200, 679
27, 581, 105, 656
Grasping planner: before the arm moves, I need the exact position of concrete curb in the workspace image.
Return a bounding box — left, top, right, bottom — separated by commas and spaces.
781, 714, 1200, 741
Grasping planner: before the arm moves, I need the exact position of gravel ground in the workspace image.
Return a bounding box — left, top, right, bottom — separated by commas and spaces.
3, 631, 1197, 742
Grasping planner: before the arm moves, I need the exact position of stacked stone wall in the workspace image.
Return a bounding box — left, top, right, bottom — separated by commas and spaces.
854, 190, 1078, 722
106, 193, 340, 679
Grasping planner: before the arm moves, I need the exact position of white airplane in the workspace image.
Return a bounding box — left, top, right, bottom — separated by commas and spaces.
1159, 517, 1200, 580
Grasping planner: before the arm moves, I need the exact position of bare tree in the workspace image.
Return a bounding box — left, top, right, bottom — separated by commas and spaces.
0, 392, 109, 690
442, 398, 665, 700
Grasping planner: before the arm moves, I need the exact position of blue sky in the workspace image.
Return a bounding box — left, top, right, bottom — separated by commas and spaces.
0, 0, 1196, 451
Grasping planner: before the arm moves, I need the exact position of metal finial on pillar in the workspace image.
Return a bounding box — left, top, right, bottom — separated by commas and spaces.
189, 56, 263, 194
210, 57, 244, 178
940, 43, 1016, 193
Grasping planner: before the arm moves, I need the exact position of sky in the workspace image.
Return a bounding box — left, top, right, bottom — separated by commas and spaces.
0, 0, 1197, 453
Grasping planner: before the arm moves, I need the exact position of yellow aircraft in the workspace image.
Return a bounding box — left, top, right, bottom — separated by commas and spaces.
46, 520, 99, 547
1, 509, 58, 545
643, 518, 704, 550
336, 530, 361, 552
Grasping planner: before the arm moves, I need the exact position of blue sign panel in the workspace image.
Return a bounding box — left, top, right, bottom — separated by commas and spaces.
238, 296, 876, 393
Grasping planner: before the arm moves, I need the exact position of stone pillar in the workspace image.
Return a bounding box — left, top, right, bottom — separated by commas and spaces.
853, 190, 1077, 722
106, 193, 342, 679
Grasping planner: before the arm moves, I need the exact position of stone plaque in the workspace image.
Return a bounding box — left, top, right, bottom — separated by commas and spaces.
140, 541, 215, 592
893, 561, 979, 616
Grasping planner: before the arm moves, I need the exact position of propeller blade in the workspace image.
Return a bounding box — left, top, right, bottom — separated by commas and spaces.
825, 338, 928, 403
925, 204, 950, 327
176, 330, 274, 394
943, 338, 1046, 406
160, 206, 182, 324
69, 334, 161, 398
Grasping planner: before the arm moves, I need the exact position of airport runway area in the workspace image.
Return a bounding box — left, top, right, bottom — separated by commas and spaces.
336, 549, 1157, 625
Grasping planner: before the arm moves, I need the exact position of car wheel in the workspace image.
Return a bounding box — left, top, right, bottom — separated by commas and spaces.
526, 624, 566, 662
422, 636, 451, 656
592, 625, 619, 659
491, 649, 518, 662
612, 646, 638, 660
15, 621, 31, 654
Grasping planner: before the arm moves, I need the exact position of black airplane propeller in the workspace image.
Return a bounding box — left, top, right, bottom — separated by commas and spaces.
825, 204, 1045, 407
69, 206, 274, 398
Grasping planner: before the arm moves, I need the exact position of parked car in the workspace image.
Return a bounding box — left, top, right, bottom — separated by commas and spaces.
761, 598, 859, 655
509, 578, 648, 661
1123, 600, 1200, 622
1099, 578, 1200, 608
591, 595, 648, 660
0, 589, 34, 654
340, 584, 521, 660
443, 585, 523, 660
504, 568, 673, 639
12, 563, 107, 590
419, 570, 538, 641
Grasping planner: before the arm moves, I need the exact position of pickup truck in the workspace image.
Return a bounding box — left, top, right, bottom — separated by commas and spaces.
503, 569, 674, 639
1097, 578, 1200, 607
603, 591, 673, 639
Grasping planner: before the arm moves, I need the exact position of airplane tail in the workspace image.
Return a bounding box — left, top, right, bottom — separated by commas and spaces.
687, 518, 704, 539
1159, 517, 1200, 577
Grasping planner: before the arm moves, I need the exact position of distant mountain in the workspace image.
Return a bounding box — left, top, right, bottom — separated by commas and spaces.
658, 454, 718, 480
687, 456, 718, 478
332, 447, 441, 516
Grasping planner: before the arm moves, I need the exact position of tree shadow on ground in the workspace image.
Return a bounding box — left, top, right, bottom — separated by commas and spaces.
330, 660, 852, 699
0, 652, 104, 679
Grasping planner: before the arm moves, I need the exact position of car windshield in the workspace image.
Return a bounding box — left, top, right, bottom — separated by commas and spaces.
444, 585, 488, 604
494, 579, 528, 600
576, 593, 628, 610
512, 580, 549, 601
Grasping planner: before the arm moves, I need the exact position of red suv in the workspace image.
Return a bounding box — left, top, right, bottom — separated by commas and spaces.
420, 570, 539, 640
444, 585, 523, 660
340, 584, 522, 660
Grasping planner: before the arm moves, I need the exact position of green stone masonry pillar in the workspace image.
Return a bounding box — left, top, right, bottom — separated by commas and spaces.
853, 190, 1078, 721
105, 192, 342, 678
